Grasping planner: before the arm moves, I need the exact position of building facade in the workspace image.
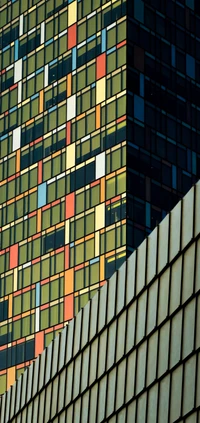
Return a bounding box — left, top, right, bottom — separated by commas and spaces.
0, 181, 200, 422
0, 0, 200, 394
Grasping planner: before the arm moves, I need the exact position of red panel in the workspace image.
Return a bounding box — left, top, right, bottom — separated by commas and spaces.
66, 121, 71, 145
117, 40, 126, 48
96, 53, 106, 80
35, 331, 44, 357
65, 245, 69, 270
65, 192, 75, 219
68, 23, 77, 50
64, 294, 74, 321
9, 244, 18, 269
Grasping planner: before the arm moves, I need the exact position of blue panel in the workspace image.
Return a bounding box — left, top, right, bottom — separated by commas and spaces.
186, 0, 194, 10
36, 283, 40, 307
171, 45, 176, 67
101, 29, 106, 53
38, 183, 47, 208
172, 165, 177, 189
186, 54, 195, 79
134, 95, 144, 122
72, 47, 77, 71
140, 74, 144, 97
14, 40, 19, 61
134, 0, 144, 23
192, 152, 196, 175
145, 203, 151, 228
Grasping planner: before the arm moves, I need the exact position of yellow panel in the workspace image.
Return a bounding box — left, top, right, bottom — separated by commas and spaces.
95, 231, 99, 257
66, 143, 75, 169
8, 294, 12, 318
96, 77, 105, 104
7, 366, 15, 391
95, 203, 105, 231
68, 0, 77, 26
14, 268, 18, 292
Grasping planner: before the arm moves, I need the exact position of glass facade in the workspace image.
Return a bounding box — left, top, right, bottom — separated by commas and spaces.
0, 0, 127, 393
0, 0, 200, 394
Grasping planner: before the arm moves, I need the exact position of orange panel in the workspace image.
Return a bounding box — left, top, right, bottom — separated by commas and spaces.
37, 208, 41, 233
9, 244, 18, 269
38, 160, 43, 184
65, 192, 75, 218
67, 121, 71, 145
96, 53, 106, 80
65, 268, 74, 295
64, 294, 74, 321
100, 255, 105, 281
67, 73, 72, 97
7, 366, 15, 390
39, 90, 44, 113
68, 23, 77, 50
100, 177, 105, 203
8, 295, 12, 318
35, 332, 44, 357
16, 150, 20, 172
96, 104, 101, 129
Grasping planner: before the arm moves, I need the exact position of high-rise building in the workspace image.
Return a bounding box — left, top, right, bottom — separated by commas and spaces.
0, 181, 200, 422
0, 0, 200, 394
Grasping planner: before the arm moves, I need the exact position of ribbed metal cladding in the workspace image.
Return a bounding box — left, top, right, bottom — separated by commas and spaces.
0, 180, 200, 423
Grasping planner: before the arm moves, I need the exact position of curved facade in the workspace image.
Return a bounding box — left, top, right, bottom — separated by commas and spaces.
0, 181, 200, 422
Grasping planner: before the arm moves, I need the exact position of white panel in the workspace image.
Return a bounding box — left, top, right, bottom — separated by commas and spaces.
182, 243, 195, 304
170, 310, 183, 369
81, 346, 90, 392
116, 359, 126, 410
106, 368, 116, 417
158, 375, 170, 423
95, 151, 105, 179
98, 283, 107, 332
126, 350, 136, 403
157, 321, 170, 378
147, 227, 157, 284
81, 300, 90, 348
147, 384, 158, 423
126, 301, 136, 354
135, 341, 147, 395
106, 272, 117, 324
195, 180, 200, 237
146, 279, 158, 335
116, 310, 126, 362
44, 64, 48, 87
106, 320, 117, 370
169, 255, 182, 315
158, 214, 169, 273
182, 355, 196, 415
65, 220, 70, 244
45, 341, 53, 384
13, 126, 21, 151
19, 15, 23, 36
40, 21, 45, 44
35, 307, 40, 332
14, 59, 22, 82
170, 365, 183, 422
146, 332, 158, 386
126, 251, 136, 306
182, 298, 195, 360
137, 392, 147, 423
169, 201, 181, 262
73, 309, 82, 356
18, 80, 22, 103
67, 95, 76, 121
97, 376, 107, 423
136, 239, 147, 295
116, 261, 126, 314
51, 333, 60, 378
136, 291, 147, 344
157, 268, 170, 325
182, 186, 194, 250
73, 355, 81, 399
